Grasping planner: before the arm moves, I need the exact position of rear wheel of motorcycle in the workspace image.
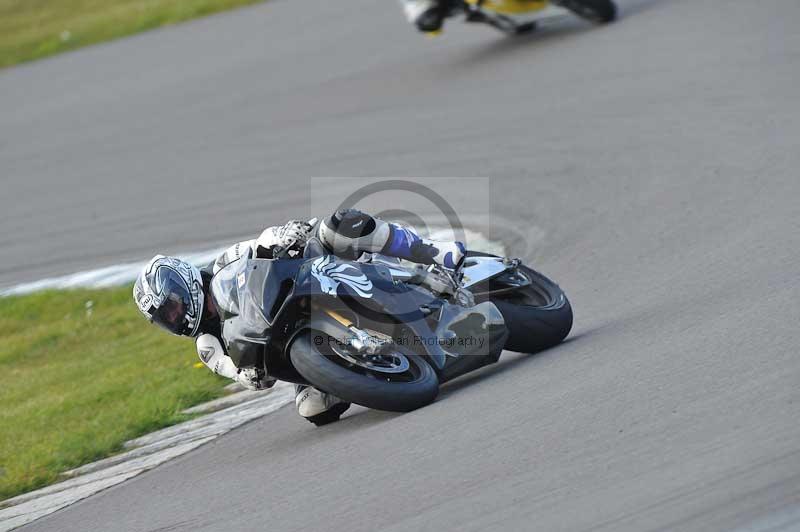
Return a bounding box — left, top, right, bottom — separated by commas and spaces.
557, 0, 616, 23
290, 333, 439, 412
467, 251, 573, 354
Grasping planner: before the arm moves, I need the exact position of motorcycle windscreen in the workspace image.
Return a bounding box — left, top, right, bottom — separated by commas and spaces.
211, 258, 305, 367
210, 259, 269, 367
209, 258, 246, 321
211, 258, 300, 322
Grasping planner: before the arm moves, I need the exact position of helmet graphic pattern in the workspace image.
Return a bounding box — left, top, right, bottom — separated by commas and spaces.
133, 255, 205, 337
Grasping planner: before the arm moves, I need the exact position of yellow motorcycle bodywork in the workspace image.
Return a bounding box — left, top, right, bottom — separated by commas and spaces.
464, 0, 550, 16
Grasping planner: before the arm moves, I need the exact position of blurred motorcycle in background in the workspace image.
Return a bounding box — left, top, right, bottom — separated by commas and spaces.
402, 0, 616, 35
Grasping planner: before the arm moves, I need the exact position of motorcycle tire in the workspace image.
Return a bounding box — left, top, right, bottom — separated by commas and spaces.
290, 333, 439, 412
556, 0, 616, 23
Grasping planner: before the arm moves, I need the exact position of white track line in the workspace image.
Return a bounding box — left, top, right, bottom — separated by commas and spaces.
0, 228, 506, 297
0, 248, 227, 297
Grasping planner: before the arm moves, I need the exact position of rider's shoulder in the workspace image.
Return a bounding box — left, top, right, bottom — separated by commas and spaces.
212, 239, 256, 274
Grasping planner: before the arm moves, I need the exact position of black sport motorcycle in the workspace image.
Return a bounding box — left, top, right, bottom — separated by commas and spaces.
210, 227, 572, 414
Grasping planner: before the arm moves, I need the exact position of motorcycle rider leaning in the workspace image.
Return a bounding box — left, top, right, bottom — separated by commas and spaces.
133, 209, 465, 426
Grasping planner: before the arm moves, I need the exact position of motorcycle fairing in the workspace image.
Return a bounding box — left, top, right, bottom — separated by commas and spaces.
293, 258, 451, 370
294, 257, 509, 378
213, 258, 306, 367
434, 300, 508, 381
465, 0, 549, 15
215, 255, 509, 379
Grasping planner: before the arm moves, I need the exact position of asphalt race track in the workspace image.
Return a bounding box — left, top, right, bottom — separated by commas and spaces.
3, 0, 800, 530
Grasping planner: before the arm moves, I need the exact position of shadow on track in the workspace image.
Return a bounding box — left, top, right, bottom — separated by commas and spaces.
619, 0, 673, 18
448, 18, 595, 68
266, 328, 604, 447
436, 326, 602, 400
445, 0, 673, 68
299, 327, 605, 435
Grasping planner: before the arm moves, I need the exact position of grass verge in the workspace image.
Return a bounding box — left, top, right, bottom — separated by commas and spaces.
0, 286, 228, 502
0, 0, 268, 69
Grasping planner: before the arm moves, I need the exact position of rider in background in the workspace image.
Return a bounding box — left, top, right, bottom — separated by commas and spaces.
400, 0, 617, 32
133, 209, 465, 426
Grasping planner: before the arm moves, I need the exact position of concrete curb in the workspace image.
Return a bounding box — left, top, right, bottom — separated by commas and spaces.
0, 383, 295, 531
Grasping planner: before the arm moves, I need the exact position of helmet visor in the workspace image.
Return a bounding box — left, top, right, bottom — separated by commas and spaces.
151, 268, 193, 335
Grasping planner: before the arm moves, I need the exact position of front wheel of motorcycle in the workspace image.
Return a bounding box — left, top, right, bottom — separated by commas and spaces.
290, 333, 439, 412
555, 0, 616, 23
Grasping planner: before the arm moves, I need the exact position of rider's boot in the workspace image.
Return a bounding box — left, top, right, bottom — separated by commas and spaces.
295, 385, 350, 426
318, 208, 466, 269
401, 0, 456, 32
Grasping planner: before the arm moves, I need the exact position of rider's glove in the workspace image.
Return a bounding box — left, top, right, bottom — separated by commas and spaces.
236, 368, 276, 391
254, 220, 314, 258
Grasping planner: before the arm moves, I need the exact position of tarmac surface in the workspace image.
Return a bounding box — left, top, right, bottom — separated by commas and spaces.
2, 0, 799, 530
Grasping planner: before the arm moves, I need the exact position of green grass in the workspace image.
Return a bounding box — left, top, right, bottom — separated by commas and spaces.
0, 0, 268, 69
0, 286, 228, 502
